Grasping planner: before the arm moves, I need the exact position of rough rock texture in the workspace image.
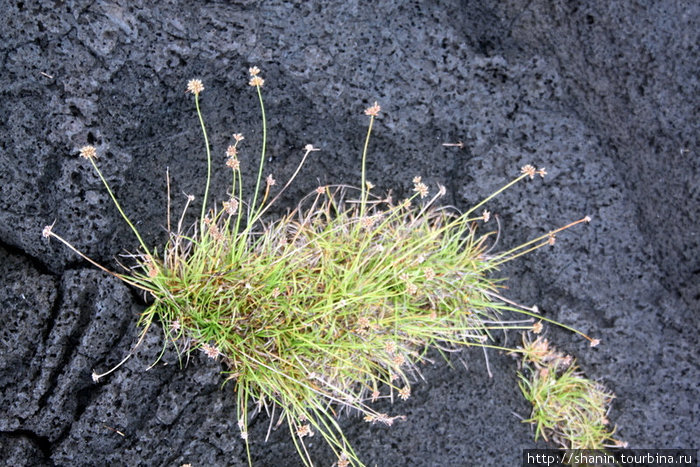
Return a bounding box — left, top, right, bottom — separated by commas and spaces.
1, 1, 697, 465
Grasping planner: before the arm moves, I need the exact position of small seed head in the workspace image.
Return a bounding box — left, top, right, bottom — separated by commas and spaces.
360, 216, 375, 229
296, 424, 313, 438
364, 101, 381, 117
146, 256, 159, 278
532, 321, 543, 334
223, 198, 239, 216
201, 343, 221, 359
413, 182, 429, 198
521, 164, 537, 179
186, 79, 204, 95
79, 145, 98, 160
226, 157, 240, 170
42, 222, 55, 239
249, 76, 264, 87
356, 316, 371, 332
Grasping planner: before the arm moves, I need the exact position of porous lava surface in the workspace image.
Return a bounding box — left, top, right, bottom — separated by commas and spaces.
1, 1, 697, 465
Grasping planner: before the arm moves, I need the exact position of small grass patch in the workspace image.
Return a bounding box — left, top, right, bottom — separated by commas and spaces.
44, 67, 599, 466
517, 332, 626, 450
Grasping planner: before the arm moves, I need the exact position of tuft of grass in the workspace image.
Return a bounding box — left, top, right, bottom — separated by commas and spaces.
517, 333, 626, 450
44, 68, 597, 466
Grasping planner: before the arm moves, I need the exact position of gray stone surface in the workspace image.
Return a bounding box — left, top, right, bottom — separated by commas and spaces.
1, 1, 697, 465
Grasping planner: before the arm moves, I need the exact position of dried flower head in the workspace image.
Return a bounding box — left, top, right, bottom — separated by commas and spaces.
223, 198, 239, 216
233, 133, 244, 142
424, 267, 435, 281
201, 343, 221, 359
304, 144, 319, 152
266, 174, 276, 186
398, 386, 411, 400
412, 176, 422, 184
79, 145, 98, 160
385, 341, 397, 354
226, 145, 238, 158
356, 316, 371, 332
187, 194, 195, 202
226, 157, 240, 170
146, 256, 159, 278
521, 164, 537, 179
364, 101, 381, 117
413, 182, 429, 198
532, 321, 543, 334
212, 225, 226, 242
590, 338, 601, 347
315, 186, 325, 195
360, 216, 376, 230
296, 424, 313, 438
526, 336, 551, 360
547, 232, 556, 246
482, 209, 491, 223
186, 79, 204, 95
249, 76, 264, 87
42, 221, 55, 239
248, 66, 260, 76
537, 167, 547, 178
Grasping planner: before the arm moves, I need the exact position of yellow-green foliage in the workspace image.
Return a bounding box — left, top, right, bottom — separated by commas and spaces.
44, 68, 596, 467
518, 334, 626, 450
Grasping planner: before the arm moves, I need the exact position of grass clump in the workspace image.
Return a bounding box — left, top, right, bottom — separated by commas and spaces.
517, 333, 626, 450
44, 67, 597, 466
